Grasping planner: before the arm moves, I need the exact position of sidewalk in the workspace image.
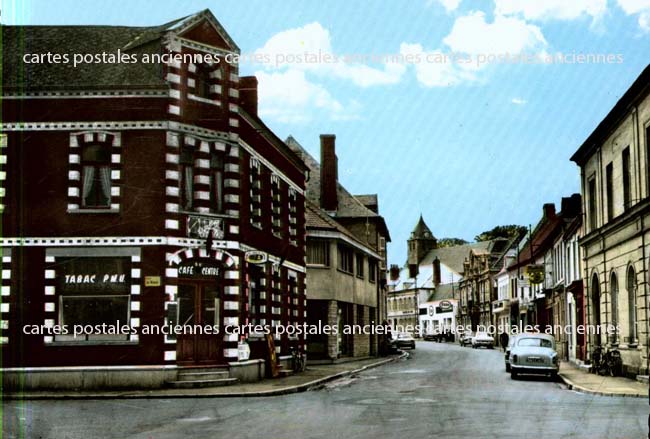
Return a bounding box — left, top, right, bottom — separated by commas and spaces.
558, 361, 649, 398
3, 354, 406, 400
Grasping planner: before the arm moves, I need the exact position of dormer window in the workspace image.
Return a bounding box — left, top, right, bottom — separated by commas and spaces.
81, 144, 111, 208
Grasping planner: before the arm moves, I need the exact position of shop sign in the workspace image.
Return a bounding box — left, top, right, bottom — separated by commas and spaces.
57, 257, 130, 294
145, 276, 161, 287
439, 300, 453, 312
527, 265, 545, 285
245, 251, 267, 265
187, 215, 225, 240
177, 260, 221, 279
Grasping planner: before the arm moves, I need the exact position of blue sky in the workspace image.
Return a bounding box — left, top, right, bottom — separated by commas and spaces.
3, 0, 650, 265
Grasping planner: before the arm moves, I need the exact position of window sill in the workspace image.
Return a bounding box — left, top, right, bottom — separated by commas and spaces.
180, 210, 236, 219
68, 208, 120, 214
306, 264, 330, 269
188, 94, 222, 106
336, 268, 354, 276
47, 340, 137, 346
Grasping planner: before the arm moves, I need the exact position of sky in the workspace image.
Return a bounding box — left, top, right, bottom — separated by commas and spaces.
3, 0, 650, 266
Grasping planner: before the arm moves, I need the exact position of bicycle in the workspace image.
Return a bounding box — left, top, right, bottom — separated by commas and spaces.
290, 346, 306, 373
600, 348, 622, 377
590, 346, 604, 374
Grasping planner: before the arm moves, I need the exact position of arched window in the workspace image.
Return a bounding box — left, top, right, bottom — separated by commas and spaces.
610, 272, 618, 344
591, 273, 601, 346
81, 144, 111, 208
627, 266, 637, 344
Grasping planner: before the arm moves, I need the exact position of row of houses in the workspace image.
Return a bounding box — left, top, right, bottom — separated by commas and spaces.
389, 64, 650, 380
0, 9, 390, 390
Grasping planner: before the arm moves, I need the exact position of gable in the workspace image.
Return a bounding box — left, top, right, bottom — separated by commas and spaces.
177, 17, 237, 53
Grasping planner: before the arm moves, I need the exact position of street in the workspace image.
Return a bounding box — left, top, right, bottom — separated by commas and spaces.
3, 342, 648, 439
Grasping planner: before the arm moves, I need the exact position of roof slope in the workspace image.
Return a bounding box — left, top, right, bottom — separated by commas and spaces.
2, 9, 238, 90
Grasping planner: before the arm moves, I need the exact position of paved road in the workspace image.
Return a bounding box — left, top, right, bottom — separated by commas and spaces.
3, 342, 648, 439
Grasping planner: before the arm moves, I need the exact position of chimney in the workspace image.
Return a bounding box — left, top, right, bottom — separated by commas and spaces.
433, 257, 441, 287
239, 76, 258, 116
542, 203, 556, 219
320, 134, 338, 211
389, 264, 400, 281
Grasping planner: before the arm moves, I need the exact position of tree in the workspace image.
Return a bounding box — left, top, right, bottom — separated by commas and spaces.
438, 237, 469, 248
474, 225, 527, 242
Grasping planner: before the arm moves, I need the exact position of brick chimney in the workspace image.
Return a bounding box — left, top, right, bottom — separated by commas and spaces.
320, 134, 338, 212
433, 257, 441, 287
389, 264, 400, 281
239, 76, 258, 116
542, 203, 556, 219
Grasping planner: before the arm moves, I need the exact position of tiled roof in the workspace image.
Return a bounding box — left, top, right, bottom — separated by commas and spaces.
305, 200, 376, 255
420, 242, 491, 274
427, 283, 459, 301
2, 10, 238, 90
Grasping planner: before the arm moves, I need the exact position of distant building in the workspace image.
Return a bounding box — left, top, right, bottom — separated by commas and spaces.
570, 64, 650, 378
287, 135, 391, 360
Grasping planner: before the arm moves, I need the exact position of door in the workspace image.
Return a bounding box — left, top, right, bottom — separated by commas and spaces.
176, 281, 222, 365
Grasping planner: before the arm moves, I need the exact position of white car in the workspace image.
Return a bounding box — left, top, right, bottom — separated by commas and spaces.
471, 331, 494, 349
509, 333, 559, 379
459, 330, 474, 347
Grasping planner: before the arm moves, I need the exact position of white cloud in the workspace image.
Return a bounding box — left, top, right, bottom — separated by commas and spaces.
256, 22, 406, 87
399, 43, 473, 87
427, 0, 462, 12
443, 11, 547, 55
616, 0, 650, 31
617, 0, 650, 14
494, 0, 607, 20
255, 70, 359, 123
511, 97, 527, 105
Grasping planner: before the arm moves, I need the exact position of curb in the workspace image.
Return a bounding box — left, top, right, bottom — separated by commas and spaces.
558, 372, 648, 399
3, 353, 407, 400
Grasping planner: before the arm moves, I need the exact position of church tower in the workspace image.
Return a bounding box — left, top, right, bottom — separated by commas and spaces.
407, 215, 437, 265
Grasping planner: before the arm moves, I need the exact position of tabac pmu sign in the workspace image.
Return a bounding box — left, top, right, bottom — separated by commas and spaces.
527, 264, 545, 285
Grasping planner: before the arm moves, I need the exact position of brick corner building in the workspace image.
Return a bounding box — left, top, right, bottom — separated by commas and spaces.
1, 9, 308, 389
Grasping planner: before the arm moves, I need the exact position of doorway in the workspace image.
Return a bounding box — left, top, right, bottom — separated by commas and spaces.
176, 281, 222, 365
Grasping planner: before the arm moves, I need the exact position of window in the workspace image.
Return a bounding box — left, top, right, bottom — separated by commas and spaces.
337, 244, 353, 274
81, 144, 111, 208
249, 158, 262, 228
210, 152, 224, 213
610, 272, 619, 344
356, 253, 364, 279
196, 64, 212, 99
249, 265, 265, 326
288, 189, 298, 245
588, 177, 597, 231
55, 257, 131, 342
307, 240, 329, 266
606, 162, 614, 220
180, 144, 195, 210
622, 146, 631, 209
369, 259, 377, 283
627, 266, 637, 344
271, 175, 282, 236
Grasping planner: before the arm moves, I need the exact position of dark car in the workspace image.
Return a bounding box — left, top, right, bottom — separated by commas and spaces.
395, 332, 416, 349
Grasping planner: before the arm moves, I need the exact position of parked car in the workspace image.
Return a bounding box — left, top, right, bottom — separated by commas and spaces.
504, 334, 520, 372
459, 330, 474, 347
423, 328, 440, 341
509, 333, 559, 380
472, 331, 494, 349
395, 332, 416, 349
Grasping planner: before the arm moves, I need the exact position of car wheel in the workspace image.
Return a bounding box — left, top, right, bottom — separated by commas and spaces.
511, 370, 518, 379
505, 363, 511, 373
550, 371, 558, 381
